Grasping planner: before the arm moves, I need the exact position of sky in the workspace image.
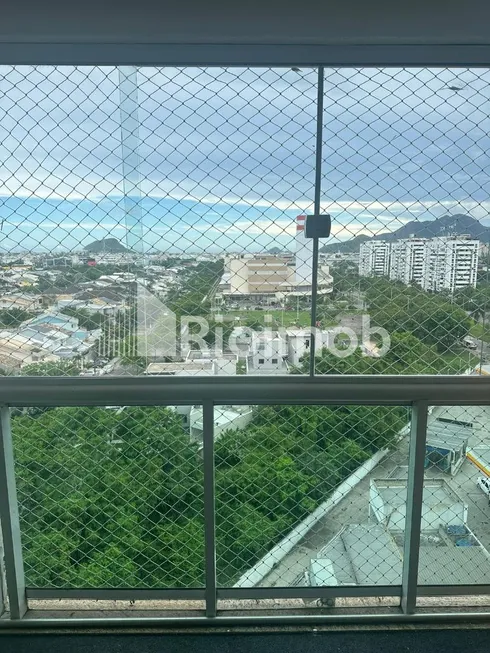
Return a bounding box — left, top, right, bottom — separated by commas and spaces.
1, 65, 490, 253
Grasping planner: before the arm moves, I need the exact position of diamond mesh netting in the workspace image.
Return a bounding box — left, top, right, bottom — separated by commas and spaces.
2, 65, 490, 601
0, 66, 488, 377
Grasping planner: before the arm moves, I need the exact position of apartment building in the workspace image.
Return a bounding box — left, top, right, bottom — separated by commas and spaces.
422, 237, 479, 293
360, 237, 479, 293
389, 238, 426, 285
358, 241, 391, 278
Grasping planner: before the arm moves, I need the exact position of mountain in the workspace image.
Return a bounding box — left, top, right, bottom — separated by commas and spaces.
320, 234, 371, 253
84, 238, 129, 253
320, 214, 490, 253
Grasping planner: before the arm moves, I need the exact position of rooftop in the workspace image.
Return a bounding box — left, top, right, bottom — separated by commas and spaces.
314, 524, 401, 586
312, 523, 490, 587
426, 421, 470, 451
418, 547, 490, 585
372, 478, 464, 509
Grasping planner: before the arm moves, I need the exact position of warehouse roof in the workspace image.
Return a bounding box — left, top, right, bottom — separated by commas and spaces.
372, 478, 463, 509
418, 547, 490, 585
314, 524, 401, 586
311, 524, 490, 587
426, 422, 470, 451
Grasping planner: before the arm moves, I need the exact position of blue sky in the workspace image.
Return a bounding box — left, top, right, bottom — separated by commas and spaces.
1, 65, 490, 253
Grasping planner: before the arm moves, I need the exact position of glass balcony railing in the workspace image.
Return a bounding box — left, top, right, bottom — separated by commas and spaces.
1, 374, 490, 624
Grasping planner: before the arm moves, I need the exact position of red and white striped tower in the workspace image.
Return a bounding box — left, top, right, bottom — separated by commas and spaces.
295, 215, 313, 284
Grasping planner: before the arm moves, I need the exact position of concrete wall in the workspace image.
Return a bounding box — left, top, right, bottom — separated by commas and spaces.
369, 480, 386, 524
214, 358, 237, 376
386, 503, 466, 531
288, 336, 310, 367
229, 259, 248, 295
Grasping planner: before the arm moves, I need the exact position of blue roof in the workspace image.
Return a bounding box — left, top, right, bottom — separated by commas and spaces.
28, 314, 78, 330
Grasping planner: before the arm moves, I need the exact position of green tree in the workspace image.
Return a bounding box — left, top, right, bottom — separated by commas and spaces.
364, 277, 471, 352
61, 308, 107, 331
0, 308, 35, 327
13, 400, 406, 589
22, 360, 81, 376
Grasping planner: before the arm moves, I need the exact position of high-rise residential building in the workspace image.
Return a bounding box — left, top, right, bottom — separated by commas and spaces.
359, 241, 391, 278
389, 238, 426, 285
295, 215, 314, 284
361, 236, 479, 293
422, 237, 479, 293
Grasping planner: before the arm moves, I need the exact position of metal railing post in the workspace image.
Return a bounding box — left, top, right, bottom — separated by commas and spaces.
0, 530, 5, 617
0, 405, 27, 619
202, 400, 217, 618
401, 400, 429, 614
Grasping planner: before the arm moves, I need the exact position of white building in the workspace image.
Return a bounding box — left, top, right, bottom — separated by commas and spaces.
186, 350, 238, 376
0, 294, 44, 312
285, 328, 312, 367
189, 405, 253, 444
370, 478, 468, 531
422, 237, 479, 293
358, 241, 391, 277
361, 236, 479, 293
246, 332, 288, 374
389, 238, 426, 285
219, 254, 332, 300
295, 214, 314, 284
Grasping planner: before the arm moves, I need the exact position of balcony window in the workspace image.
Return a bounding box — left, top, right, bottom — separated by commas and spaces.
1, 64, 490, 624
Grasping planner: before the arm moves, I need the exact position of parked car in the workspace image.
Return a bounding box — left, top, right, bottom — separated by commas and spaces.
477, 476, 490, 500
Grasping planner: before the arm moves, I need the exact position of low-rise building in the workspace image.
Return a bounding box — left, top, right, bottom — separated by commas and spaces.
246, 332, 289, 374
299, 472, 490, 595
186, 350, 237, 376
0, 294, 44, 312
370, 478, 468, 531
219, 254, 332, 302
18, 312, 98, 358
285, 328, 312, 367
0, 332, 60, 371
189, 405, 253, 444
306, 522, 490, 590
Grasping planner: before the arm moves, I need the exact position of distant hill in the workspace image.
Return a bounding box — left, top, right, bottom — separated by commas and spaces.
320, 234, 371, 254
320, 214, 490, 253
84, 238, 129, 254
